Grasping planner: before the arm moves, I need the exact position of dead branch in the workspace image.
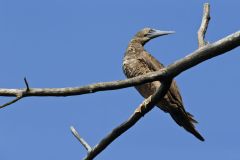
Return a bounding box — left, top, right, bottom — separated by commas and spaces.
83, 80, 172, 160
198, 3, 210, 47
0, 30, 239, 109
0, 3, 240, 160
81, 3, 240, 159
70, 126, 92, 152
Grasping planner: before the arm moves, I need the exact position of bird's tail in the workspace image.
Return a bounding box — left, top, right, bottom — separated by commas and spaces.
169, 108, 205, 141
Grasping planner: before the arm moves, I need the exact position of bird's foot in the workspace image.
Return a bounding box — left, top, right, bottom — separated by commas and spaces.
134, 95, 152, 114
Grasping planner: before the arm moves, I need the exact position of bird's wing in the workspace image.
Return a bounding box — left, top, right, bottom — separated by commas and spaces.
141, 51, 202, 139
142, 51, 198, 122
142, 51, 183, 105
141, 51, 165, 70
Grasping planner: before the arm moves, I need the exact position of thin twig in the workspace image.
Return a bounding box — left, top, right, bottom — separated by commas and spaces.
24, 77, 30, 91
198, 3, 210, 47
0, 96, 23, 109
70, 126, 92, 152
84, 80, 172, 160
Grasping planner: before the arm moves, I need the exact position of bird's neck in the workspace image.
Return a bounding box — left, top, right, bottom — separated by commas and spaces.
130, 38, 148, 46
124, 40, 145, 59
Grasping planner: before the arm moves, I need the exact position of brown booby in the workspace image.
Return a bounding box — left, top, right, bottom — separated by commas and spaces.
122, 28, 204, 141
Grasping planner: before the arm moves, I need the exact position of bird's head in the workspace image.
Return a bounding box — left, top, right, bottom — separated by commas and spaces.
133, 28, 175, 45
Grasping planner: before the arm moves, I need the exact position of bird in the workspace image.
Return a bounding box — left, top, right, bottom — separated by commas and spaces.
122, 28, 204, 141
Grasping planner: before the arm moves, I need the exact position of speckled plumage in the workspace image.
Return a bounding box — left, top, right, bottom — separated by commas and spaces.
123, 28, 204, 141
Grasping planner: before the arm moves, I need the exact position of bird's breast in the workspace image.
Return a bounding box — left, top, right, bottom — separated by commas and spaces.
123, 58, 150, 78
123, 57, 160, 94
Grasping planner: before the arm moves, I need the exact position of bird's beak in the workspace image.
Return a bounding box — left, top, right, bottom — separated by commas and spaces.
147, 29, 175, 39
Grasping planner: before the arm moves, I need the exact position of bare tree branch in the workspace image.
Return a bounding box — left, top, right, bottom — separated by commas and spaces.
0, 78, 31, 109
166, 31, 240, 79
0, 30, 239, 109
70, 126, 92, 152
198, 3, 210, 47
81, 4, 240, 159
84, 80, 172, 160
81, 4, 213, 159
0, 2, 240, 160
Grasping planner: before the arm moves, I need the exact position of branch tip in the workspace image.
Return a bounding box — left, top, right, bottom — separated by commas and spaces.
70, 126, 92, 152
198, 3, 211, 48
24, 77, 30, 91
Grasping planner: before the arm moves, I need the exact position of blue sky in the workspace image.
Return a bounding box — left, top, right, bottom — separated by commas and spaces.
0, 0, 240, 159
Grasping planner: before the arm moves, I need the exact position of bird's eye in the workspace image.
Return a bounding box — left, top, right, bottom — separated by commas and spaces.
145, 29, 154, 37
149, 29, 154, 33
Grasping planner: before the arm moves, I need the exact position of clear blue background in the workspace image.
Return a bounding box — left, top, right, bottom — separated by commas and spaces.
0, 0, 239, 159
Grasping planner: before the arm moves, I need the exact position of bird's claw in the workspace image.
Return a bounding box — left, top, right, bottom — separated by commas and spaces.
134, 95, 152, 114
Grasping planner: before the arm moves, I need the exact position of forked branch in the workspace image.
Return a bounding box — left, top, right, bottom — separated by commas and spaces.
0, 3, 239, 160
0, 31, 240, 109
84, 80, 172, 160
